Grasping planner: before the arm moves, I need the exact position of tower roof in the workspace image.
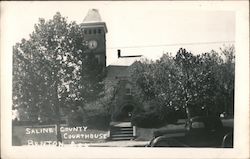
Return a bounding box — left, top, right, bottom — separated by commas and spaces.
83, 9, 102, 23
82, 9, 108, 33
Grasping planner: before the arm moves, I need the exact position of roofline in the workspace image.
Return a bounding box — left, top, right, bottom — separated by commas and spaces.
81, 22, 108, 33
107, 65, 129, 67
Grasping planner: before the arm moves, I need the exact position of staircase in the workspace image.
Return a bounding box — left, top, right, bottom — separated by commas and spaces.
109, 122, 136, 141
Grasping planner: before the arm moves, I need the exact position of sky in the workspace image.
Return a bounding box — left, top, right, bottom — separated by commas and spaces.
2, 1, 235, 66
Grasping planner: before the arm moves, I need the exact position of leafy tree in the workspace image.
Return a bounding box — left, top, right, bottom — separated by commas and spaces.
213, 46, 235, 116
130, 46, 235, 126
130, 59, 157, 101
174, 46, 235, 117
174, 48, 223, 118
13, 12, 106, 144
130, 55, 183, 123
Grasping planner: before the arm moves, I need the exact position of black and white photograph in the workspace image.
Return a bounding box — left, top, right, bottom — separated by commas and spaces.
1, 1, 249, 159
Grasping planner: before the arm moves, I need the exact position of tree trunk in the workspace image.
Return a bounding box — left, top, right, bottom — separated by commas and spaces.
186, 105, 191, 120
54, 80, 62, 146
55, 120, 62, 146
55, 102, 62, 146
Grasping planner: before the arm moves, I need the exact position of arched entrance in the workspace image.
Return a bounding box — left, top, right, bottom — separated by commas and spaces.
119, 104, 134, 122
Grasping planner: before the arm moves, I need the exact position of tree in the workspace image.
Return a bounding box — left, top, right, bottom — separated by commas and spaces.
13, 12, 106, 145
174, 48, 223, 118
213, 46, 235, 116
130, 46, 235, 126
130, 55, 183, 124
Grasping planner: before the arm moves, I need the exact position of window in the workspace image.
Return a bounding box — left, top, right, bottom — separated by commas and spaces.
88, 29, 92, 34
93, 29, 96, 34
98, 29, 102, 34
84, 30, 87, 34
94, 55, 101, 64
125, 83, 132, 95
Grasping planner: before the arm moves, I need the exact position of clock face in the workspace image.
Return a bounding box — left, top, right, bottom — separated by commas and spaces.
88, 40, 98, 50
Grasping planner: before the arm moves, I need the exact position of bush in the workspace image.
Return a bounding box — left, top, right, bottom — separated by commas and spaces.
164, 113, 178, 124
85, 114, 111, 130
68, 110, 84, 126
131, 111, 166, 128
163, 108, 179, 124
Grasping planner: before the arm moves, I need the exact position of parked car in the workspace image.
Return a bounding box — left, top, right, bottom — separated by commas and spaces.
147, 116, 233, 148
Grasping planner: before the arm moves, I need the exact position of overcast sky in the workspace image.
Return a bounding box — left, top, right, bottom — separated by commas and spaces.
2, 1, 235, 65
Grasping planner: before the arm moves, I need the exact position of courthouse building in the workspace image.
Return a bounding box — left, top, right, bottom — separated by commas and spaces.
82, 9, 141, 123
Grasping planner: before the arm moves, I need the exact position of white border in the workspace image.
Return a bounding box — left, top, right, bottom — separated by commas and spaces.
1, 1, 249, 159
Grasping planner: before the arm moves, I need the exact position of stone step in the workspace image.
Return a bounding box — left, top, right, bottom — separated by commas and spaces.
111, 129, 133, 132
111, 127, 133, 130
111, 131, 133, 135
111, 134, 134, 137
109, 123, 135, 141
110, 122, 132, 127
111, 136, 134, 141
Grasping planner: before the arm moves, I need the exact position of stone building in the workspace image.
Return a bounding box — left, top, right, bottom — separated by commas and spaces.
82, 9, 141, 123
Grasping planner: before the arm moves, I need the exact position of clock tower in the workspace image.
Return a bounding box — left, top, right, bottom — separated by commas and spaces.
82, 9, 108, 68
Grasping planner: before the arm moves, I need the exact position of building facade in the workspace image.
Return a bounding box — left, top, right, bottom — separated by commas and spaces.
82, 9, 140, 122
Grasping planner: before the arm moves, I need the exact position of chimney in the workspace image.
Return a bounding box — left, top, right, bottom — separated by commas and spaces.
117, 49, 121, 58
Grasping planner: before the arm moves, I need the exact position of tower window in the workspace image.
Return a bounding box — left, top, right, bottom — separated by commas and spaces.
94, 55, 101, 64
